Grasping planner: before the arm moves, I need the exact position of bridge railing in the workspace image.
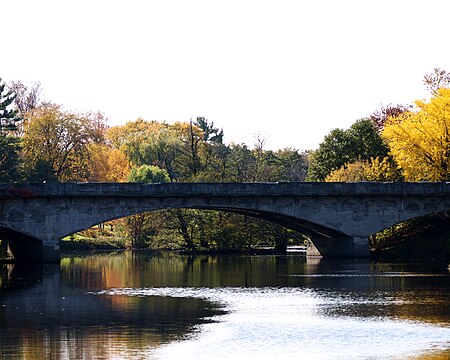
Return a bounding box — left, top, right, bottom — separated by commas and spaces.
2, 181, 450, 198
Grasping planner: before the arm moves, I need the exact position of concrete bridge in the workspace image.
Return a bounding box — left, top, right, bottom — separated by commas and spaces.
1, 182, 450, 262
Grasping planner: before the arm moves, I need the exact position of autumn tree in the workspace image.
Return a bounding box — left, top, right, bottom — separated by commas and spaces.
370, 104, 411, 131
325, 157, 402, 182
85, 143, 113, 182
383, 87, 450, 181
108, 119, 165, 165
8, 80, 42, 136
107, 119, 179, 180
107, 149, 131, 182
106, 117, 308, 252
22, 104, 108, 181
423, 68, 450, 95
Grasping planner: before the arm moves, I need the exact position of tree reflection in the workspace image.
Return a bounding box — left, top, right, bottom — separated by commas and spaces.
1, 253, 449, 359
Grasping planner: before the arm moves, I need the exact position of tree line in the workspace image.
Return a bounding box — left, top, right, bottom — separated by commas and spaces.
1, 68, 450, 253
0, 80, 308, 251
308, 68, 450, 183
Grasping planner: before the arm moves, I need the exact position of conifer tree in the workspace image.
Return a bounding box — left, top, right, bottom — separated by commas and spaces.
0, 78, 20, 133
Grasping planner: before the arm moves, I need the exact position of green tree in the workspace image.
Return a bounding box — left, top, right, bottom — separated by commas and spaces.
0, 78, 20, 133
307, 119, 388, 181
171, 120, 205, 179
194, 116, 223, 143
226, 143, 256, 181
274, 148, 309, 181
108, 119, 180, 181
139, 127, 180, 181
126, 165, 170, 248
128, 164, 170, 183
23, 159, 57, 182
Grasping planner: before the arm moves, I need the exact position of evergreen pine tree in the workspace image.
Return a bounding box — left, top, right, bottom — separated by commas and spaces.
0, 78, 20, 133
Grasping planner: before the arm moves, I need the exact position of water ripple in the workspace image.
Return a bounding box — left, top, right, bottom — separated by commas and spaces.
93, 286, 450, 359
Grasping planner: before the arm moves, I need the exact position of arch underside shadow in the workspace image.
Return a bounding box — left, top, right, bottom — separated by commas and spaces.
369, 210, 450, 257
0, 226, 45, 261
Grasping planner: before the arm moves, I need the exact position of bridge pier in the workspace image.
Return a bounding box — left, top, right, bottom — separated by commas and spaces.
307, 235, 370, 258
352, 237, 370, 257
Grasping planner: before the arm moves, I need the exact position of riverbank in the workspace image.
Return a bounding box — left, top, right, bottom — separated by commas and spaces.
1, 227, 449, 263
60, 236, 125, 251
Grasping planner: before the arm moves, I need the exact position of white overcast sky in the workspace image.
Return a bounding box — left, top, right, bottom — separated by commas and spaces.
2, 0, 450, 150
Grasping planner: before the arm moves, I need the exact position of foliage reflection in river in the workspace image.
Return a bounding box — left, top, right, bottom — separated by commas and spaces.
0, 252, 449, 359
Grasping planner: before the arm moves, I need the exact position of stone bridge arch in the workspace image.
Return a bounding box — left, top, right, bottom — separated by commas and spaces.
1, 182, 450, 262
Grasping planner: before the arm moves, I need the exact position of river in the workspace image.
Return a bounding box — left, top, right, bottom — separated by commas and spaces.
0, 252, 449, 359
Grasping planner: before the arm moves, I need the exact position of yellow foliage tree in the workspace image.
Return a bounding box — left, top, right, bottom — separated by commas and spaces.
107, 149, 131, 182
86, 144, 111, 182
382, 88, 450, 181
107, 118, 165, 151
325, 160, 366, 182
85, 145, 131, 182
325, 157, 401, 182
22, 104, 106, 181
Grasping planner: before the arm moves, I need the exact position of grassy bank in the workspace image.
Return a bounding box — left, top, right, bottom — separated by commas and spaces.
61, 228, 126, 251
61, 235, 126, 251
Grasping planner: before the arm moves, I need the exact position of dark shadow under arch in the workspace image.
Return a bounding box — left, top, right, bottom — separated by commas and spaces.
370, 211, 450, 261
0, 226, 45, 261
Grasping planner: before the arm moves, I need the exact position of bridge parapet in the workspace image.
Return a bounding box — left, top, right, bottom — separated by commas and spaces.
2, 181, 450, 198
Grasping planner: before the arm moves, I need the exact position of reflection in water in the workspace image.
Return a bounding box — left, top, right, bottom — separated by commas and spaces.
97, 287, 450, 360
0, 257, 223, 359
0, 252, 449, 359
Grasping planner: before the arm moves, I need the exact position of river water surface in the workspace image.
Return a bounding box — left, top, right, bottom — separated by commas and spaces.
0, 252, 449, 359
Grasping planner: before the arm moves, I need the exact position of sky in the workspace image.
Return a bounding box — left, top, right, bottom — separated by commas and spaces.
2, 0, 450, 151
